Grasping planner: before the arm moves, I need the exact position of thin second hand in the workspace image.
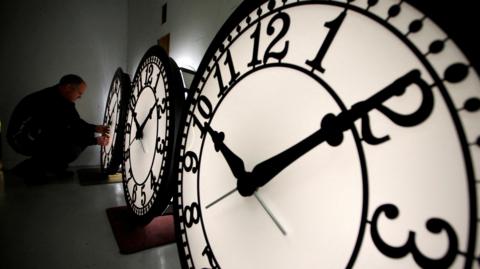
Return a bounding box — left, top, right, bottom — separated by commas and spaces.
205, 188, 238, 209
139, 139, 146, 152
254, 193, 287, 236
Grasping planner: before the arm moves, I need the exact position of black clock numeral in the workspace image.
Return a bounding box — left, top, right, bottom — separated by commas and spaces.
359, 70, 433, 145
145, 64, 154, 87
248, 12, 291, 67
263, 12, 290, 63
197, 95, 213, 120
156, 137, 167, 154
132, 184, 138, 203
129, 92, 138, 112
135, 75, 144, 95
247, 22, 262, 67
214, 49, 240, 97
192, 114, 207, 138
370, 204, 458, 269
213, 61, 227, 97
183, 151, 199, 174
311, 70, 432, 147
306, 11, 346, 73
155, 73, 161, 89
157, 97, 166, 119
150, 172, 157, 187
137, 68, 144, 89
140, 185, 147, 206
183, 202, 201, 228
224, 49, 240, 86
202, 245, 219, 269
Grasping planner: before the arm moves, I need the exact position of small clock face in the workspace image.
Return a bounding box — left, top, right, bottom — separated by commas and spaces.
174, 0, 480, 268
101, 68, 130, 174
123, 46, 183, 219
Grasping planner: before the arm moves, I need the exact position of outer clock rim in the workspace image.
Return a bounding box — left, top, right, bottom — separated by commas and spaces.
174, 0, 479, 268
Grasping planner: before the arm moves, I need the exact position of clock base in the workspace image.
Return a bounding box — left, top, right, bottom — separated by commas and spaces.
106, 205, 175, 254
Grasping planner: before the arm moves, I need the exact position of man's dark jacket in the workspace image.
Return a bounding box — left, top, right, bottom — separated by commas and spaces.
7, 85, 96, 156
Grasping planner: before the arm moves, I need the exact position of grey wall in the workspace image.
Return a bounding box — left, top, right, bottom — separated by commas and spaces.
127, 0, 243, 75
0, 0, 128, 168
0, 0, 244, 169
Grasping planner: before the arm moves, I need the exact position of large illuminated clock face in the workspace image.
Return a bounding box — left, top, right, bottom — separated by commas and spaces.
174, 0, 480, 268
123, 45, 183, 220
101, 68, 131, 174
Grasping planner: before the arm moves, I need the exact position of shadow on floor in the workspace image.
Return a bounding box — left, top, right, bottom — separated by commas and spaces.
77, 167, 122, 186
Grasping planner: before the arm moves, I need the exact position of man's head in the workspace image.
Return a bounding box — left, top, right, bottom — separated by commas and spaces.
58, 74, 86, 102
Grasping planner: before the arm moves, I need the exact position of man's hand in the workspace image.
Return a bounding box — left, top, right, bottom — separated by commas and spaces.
97, 135, 110, 146
95, 125, 110, 135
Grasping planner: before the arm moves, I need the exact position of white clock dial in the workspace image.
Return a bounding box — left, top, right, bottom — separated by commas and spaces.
174, 1, 480, 268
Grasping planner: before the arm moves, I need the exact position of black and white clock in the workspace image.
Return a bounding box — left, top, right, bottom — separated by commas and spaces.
101, 68, 131, 174
174, 0, 480, 268
123, 45, 184, 221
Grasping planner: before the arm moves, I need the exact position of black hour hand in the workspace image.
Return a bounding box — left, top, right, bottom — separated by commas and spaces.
204, 124, 256, 196
135, 103, 157, 139
205, 125, 247, 180
133, 112, 143, 139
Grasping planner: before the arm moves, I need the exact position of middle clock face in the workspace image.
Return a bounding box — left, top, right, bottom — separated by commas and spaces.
123, 45, 183, 219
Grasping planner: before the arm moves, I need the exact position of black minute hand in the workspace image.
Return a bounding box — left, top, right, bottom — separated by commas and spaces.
137, 103, 157, 138
249, 70, 432, 189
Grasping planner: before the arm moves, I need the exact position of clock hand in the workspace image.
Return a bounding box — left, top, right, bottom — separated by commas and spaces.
205, 125, 247, 179
204, 123, 256, 196
130, 132, 147, 150
140, 103, 157, 128
248, 70, 432, 190
133, 112, 141, 129
139, 138, 146, 153
138, 103, 157, 134
205, 188, 238, 209
254, 193, 287, 236
206, 189, 287, 236
133, 112, 143, 139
